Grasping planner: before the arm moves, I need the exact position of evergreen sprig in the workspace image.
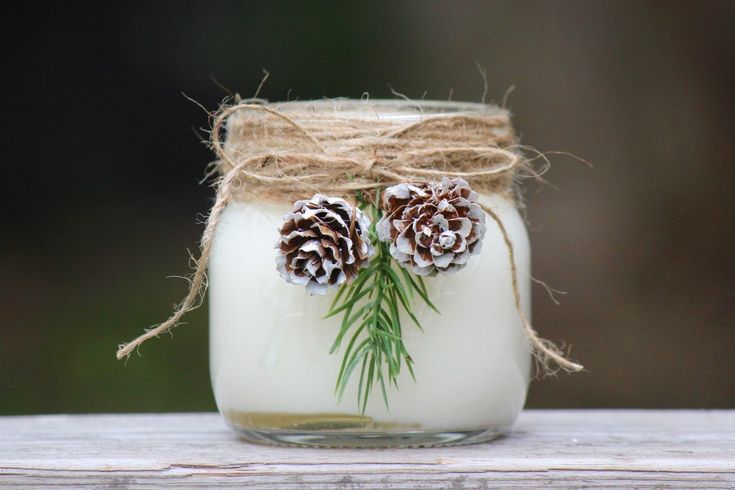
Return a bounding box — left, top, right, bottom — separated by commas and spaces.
325, 201, 439, 413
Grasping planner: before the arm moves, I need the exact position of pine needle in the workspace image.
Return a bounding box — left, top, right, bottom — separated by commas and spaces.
330, 201, 439, 412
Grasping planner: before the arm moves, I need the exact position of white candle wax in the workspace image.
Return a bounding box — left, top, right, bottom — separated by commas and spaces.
209, 193, 531, 432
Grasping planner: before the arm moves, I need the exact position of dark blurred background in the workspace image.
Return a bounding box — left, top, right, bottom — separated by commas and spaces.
2, 1, 734, 414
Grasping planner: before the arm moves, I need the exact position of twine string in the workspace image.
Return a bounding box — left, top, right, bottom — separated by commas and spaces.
116, 100, 582, 374
116, 162, 244, 360
481, 204, 583, 373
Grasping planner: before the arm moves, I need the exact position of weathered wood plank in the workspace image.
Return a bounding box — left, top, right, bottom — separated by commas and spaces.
1, 410, 733, 488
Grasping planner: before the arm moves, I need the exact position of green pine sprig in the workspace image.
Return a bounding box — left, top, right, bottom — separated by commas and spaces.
325, 201, 439, 413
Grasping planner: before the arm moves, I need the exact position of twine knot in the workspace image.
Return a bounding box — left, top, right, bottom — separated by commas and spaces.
362, 158, 378, 178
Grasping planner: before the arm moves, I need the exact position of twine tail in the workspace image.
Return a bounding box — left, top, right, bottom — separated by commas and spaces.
115, 166, 241, 360
481, 204, 583, 374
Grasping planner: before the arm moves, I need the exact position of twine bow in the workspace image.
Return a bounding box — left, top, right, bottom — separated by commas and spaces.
116, 99, 582, 374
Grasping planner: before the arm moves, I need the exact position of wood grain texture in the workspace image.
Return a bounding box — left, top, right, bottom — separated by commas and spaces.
1, 410, 733, 488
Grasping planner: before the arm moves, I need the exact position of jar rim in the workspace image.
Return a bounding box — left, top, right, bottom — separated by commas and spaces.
269, 98, 506, 121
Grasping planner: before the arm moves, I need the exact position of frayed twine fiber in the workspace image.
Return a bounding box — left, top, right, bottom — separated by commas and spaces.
116, 98, 582, 374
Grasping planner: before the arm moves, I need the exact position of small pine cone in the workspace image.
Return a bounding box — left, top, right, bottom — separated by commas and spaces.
276, 194, 373, 295
376, 178, 487, 276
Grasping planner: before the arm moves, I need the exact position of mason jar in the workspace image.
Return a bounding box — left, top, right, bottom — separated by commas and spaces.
208, 100, 532, 448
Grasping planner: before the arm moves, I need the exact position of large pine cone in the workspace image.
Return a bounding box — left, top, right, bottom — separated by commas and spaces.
276, 194, 373, 295
376, 178, 487, 276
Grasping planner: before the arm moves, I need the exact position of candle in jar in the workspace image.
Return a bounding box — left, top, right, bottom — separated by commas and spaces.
209, 192, 531, 441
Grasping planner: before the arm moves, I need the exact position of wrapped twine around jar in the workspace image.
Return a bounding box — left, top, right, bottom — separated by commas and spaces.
115, 99, 583, 374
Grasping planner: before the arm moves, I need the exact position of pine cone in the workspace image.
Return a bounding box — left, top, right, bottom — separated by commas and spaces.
376, 178, 487, 276
276, 194, 373, 295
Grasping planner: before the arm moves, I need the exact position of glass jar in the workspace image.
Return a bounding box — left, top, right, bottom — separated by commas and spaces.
208, 101, 532, 448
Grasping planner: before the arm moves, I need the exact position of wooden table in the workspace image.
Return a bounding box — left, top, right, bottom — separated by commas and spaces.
1, 410, 733, 488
